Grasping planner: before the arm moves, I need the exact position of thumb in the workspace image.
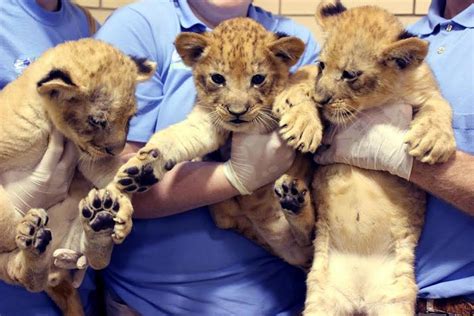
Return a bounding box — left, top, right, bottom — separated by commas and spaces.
57, 139, 79, 170
37, 129, 65, 172
72, 267, 87, 288
314, 145, 338, 165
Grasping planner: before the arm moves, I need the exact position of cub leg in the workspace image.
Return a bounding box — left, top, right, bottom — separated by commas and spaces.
370, 188, 425, 316
0, 186, 24, 251
0, 208, 51, 292
242, 186, 313, 267
304, 219, 334, 316
405, 72, 456, 164
113, 110, 228, 193
13, 208, 52, 292
273, 64, 323, 154
274, 174, 314, 248
45, 278, 84, 316
79, 187, 132, 267
211, 199, 270, 251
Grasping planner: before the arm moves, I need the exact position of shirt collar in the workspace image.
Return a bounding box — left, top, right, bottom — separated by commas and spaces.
175, 0, 206, 31
175, 1, 263, 31
16, 0, 68, 26
418, 0, 474, 35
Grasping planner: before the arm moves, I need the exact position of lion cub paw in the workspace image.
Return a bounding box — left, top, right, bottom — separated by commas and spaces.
115, 146, 176, 193
405, 118, 456, 164
16, 208, 52, 255
279, 107, 323, 153
273, 83, 313, 115
80, 187, 133, 244
274, 175, 308, 214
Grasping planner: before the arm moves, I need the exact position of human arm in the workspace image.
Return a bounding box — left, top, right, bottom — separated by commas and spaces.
0, 129, 78, 214
122, 130, 295, 218
410, 151, 474, 214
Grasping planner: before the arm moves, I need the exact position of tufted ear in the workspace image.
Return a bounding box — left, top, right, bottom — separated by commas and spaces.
315, 0, 347, 29
37, 69, 80, 99
175, 32, 210, 67
379, 37, 428, 70
268, 36, 306, 67
129, 56, 157, 82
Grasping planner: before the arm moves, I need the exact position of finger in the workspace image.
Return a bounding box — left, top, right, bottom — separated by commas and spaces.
76, 254, 88, 269
57, 140, 79, 170
53, 248, 82, 269
37, 129, 65, 172
72, 268, 87, 288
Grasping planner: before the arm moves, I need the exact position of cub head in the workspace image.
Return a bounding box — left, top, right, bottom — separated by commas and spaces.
175, 17, 305, 133
313, 1, 428, 125
36, 39, 156, 158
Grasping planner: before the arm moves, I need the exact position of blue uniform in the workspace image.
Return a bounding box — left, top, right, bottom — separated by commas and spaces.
95, 0, 319, 314
0, 0, 96, 315
409, 0, 474, 299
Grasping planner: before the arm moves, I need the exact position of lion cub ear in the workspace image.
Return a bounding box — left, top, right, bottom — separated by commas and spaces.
175, 32, 210, 67
37, 69, 80, 99
130, 56, 157, 82
268, 36, 306, 67
315, 0, 347, 29
379, 37, 429, 70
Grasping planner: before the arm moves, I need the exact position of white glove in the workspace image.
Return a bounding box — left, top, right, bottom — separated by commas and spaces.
223, 131, 295, 195
315, 102, 414, 180
53, 248, 88, 288
0, 128, 78, 214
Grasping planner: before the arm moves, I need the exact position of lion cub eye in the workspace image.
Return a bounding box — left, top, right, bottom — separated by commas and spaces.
211, 73, 226, 86
251, 74, 266, 86
317, 61, 325, 71
342, 70, 362, 82
88, 115, 107, 129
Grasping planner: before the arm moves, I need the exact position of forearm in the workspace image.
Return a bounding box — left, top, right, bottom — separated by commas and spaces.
410, 150, 474, 215
131, 161, 239, 218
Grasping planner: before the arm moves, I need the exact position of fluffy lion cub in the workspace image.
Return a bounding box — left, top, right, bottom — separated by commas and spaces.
0, 38, 155, 315
276, 2, 456, 315
106, 18, 318, 266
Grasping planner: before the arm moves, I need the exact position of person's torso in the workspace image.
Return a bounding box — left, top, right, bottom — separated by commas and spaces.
98, 1, 316, 314
409, 4, 474, 299
0, 1, 96, 314
0, 0, 90, 89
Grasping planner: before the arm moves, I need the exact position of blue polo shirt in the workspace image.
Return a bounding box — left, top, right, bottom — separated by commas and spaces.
409, 0, 474, 299
95, 0, 319, 314
0, 1, 97, 315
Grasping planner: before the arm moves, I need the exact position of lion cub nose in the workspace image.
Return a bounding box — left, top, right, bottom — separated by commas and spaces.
227, 105, 249, 117
104, 142, 126, 156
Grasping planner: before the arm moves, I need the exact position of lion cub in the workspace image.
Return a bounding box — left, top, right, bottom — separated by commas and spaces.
107, 18, 318, 266
276, 2, 456, 315
0, 38, 155, 315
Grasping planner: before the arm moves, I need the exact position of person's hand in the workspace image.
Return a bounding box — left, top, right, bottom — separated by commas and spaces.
0, 128, 78, 214
315, 102, 414, 180
223, 131, 295, 194
53, 248, 88, 288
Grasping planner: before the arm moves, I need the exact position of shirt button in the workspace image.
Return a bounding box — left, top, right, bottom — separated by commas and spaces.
437, 46, 445, 54
446, 24, 453, 32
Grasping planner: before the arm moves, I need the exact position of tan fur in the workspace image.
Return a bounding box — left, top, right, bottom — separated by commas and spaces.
0, 38, 155, 314
111, 18, 318, 266
276, 3, 456, 315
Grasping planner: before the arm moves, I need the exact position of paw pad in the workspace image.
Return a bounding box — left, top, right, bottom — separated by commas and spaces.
16, 208, 52, 255
81, 189, 119, 232
274, 180, 307, 214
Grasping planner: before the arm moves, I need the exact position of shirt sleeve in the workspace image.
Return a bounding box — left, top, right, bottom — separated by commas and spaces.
294, 29, 320, 68
284, 23, 320, 73
94, 7, 165, 143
